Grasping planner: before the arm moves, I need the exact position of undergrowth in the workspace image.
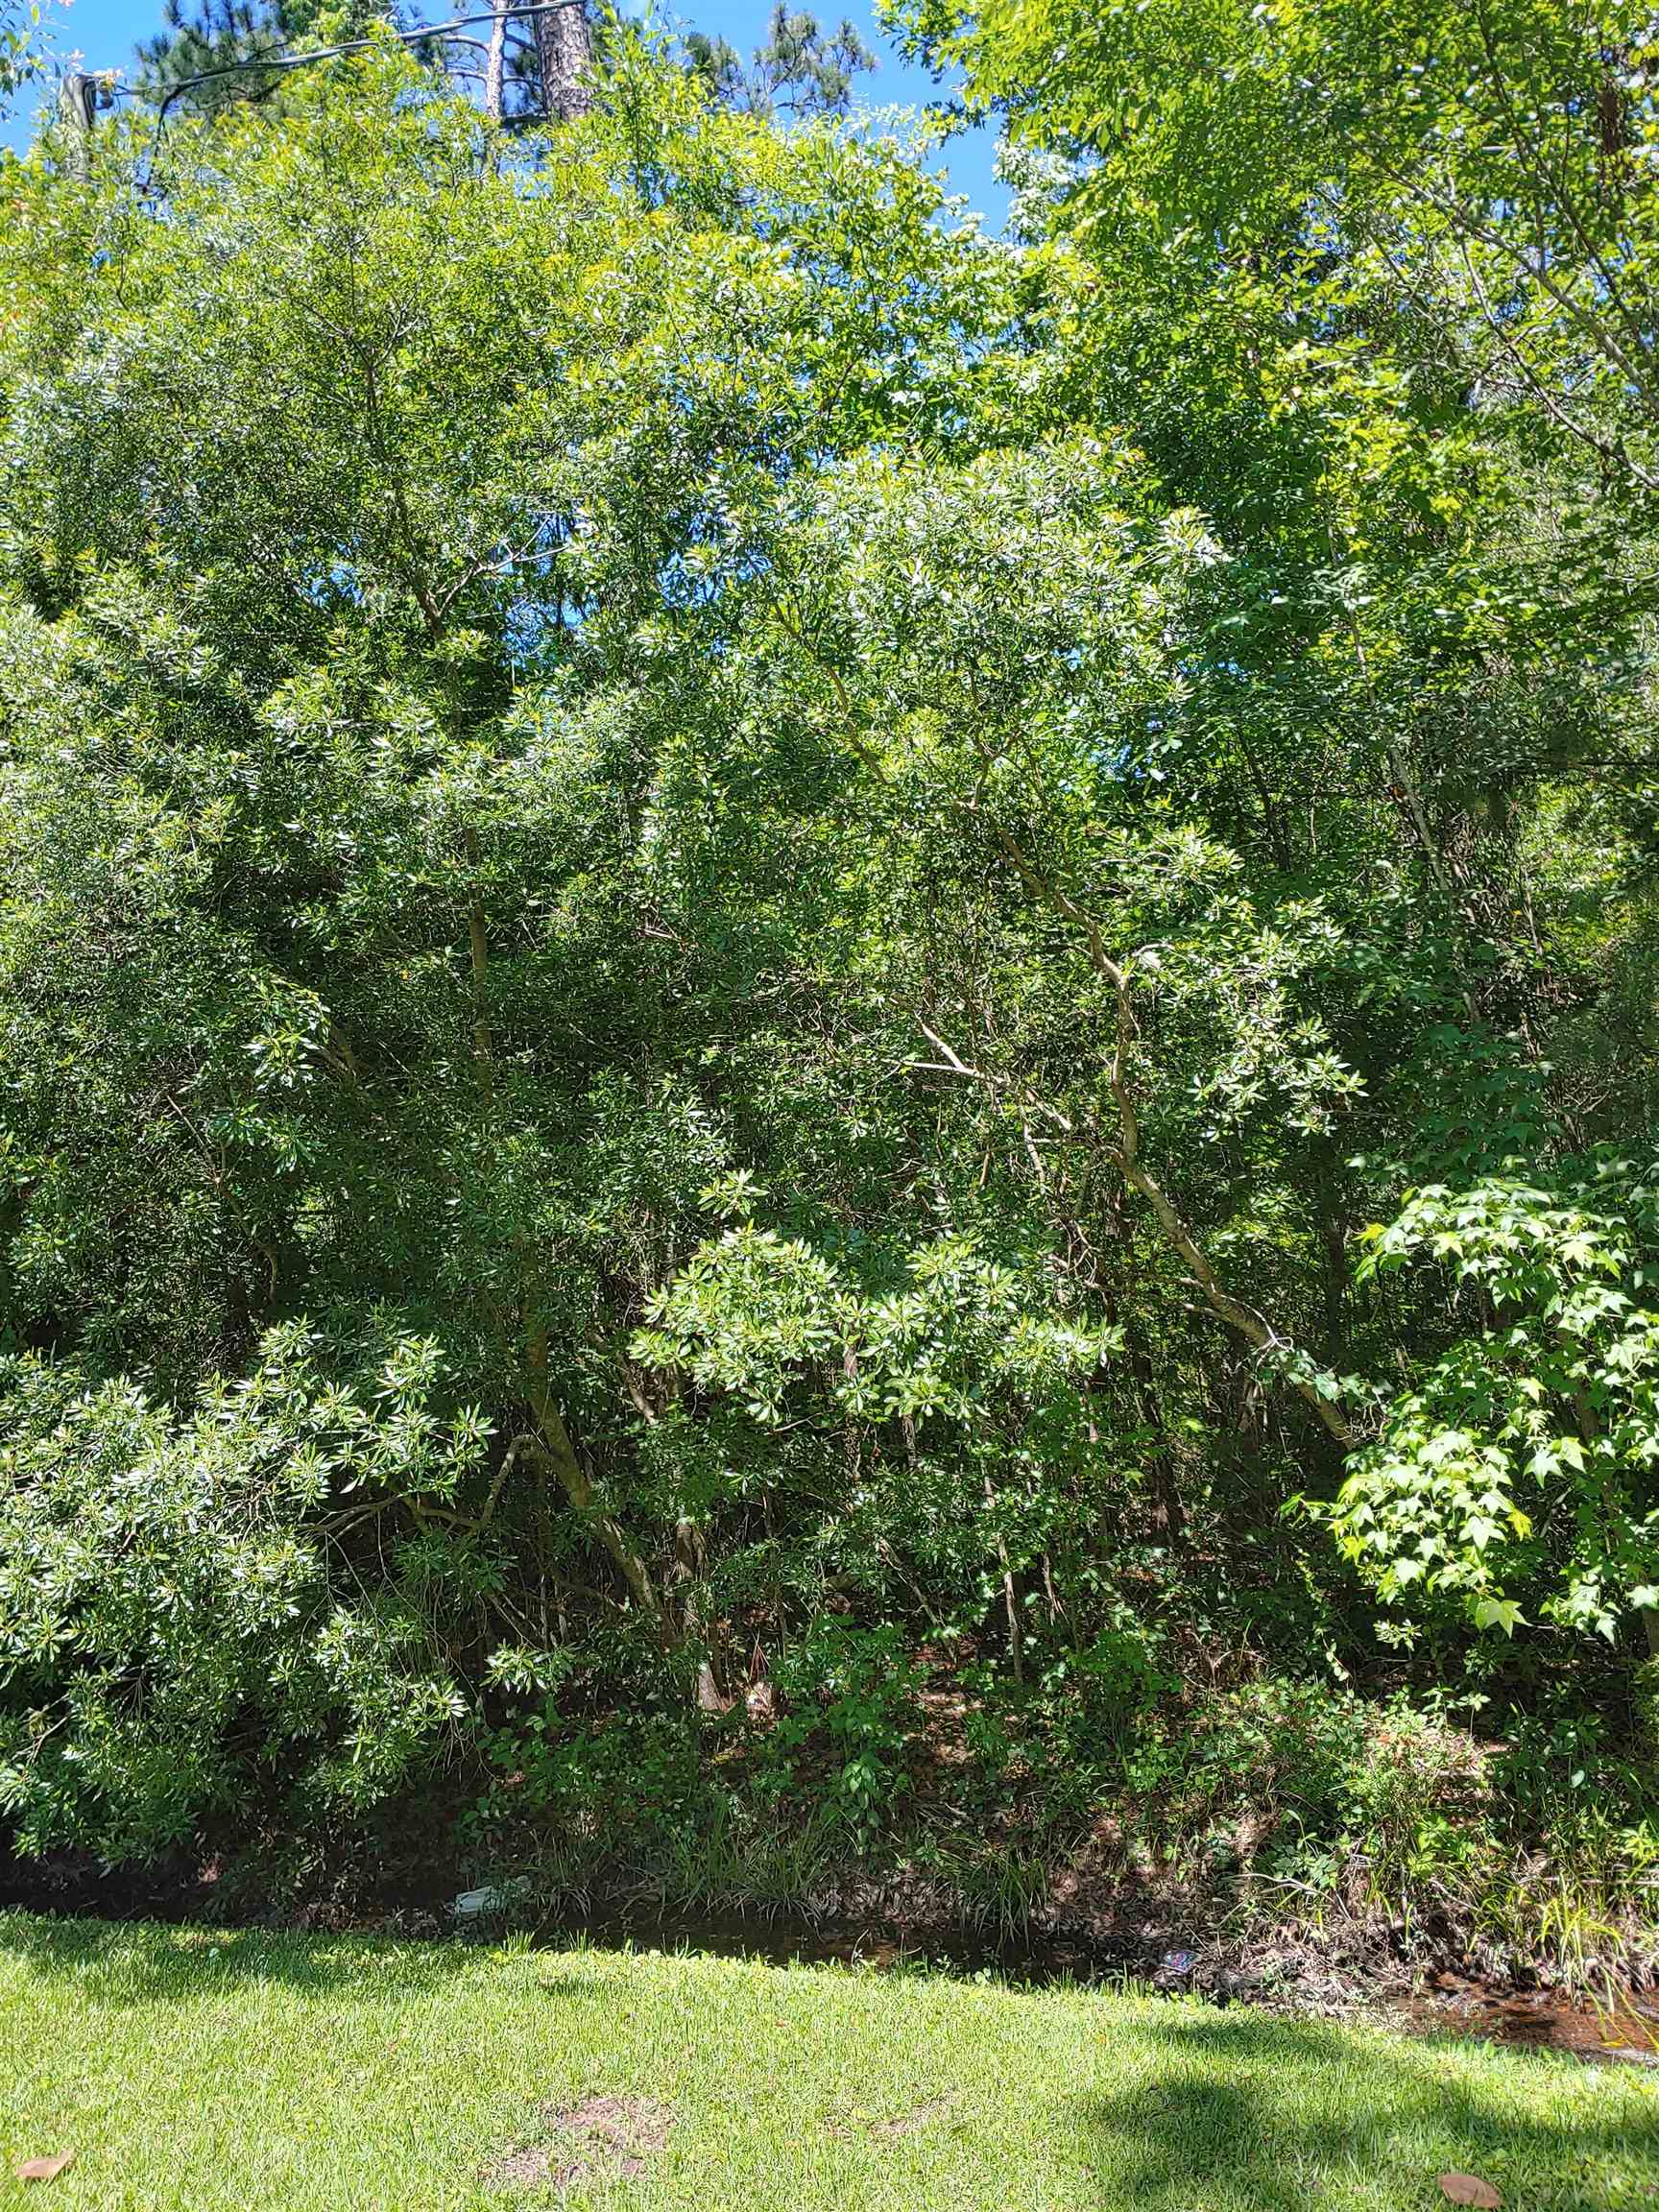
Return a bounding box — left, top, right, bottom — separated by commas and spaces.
451, 1663, 1659, 1996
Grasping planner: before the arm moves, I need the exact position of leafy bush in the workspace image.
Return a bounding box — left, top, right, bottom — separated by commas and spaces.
1332, 1168, 1659, 1645
760, 1619, 923, 1849
474, 1706, 718, 1863
1106, 1678, 1487, 1900
0, 1326, 479, 1861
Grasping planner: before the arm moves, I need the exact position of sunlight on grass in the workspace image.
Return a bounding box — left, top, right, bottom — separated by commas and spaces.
2, 1913, 1656, 2210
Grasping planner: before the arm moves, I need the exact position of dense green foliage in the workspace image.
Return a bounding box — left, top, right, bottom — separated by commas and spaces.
0, 5, 1654, 1969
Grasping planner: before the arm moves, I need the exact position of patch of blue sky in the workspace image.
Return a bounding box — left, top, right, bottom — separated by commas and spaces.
7, 0, 1011, 229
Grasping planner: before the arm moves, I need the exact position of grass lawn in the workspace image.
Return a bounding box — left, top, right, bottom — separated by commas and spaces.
2, 1913, 1656, 2211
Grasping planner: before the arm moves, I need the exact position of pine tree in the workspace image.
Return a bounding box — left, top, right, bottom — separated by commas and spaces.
685, 7, 875, 118
136, 0, 403, 111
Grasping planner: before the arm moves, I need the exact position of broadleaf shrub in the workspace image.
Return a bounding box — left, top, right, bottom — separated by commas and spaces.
0, 1325, 477, 1860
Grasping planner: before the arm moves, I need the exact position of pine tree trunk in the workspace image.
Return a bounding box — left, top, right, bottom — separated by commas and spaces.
537, 0, 592, 121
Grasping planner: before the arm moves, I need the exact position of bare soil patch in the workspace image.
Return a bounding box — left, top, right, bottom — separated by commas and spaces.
487, 2093, 673, 2195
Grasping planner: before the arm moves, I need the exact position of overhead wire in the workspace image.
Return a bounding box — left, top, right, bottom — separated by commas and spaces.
122, 2, 589, 125
82, 3, 587, 192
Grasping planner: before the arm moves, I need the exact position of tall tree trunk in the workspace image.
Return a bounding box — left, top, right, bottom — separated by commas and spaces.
484, 0, 508, 121
538, 0, 592, 121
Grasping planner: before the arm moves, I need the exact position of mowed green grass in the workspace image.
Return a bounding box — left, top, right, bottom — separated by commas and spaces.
2, 1912, 1656, 2212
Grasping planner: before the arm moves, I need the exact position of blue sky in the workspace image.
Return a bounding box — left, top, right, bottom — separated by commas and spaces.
7, 0, 1009, 221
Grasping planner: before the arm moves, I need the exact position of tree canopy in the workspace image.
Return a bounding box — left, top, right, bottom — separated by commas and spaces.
0, 8, 1653, 1965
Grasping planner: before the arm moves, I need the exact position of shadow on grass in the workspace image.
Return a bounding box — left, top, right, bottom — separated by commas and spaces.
1076, 2012, 1659, 2212
0, 1909, 597, 2008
